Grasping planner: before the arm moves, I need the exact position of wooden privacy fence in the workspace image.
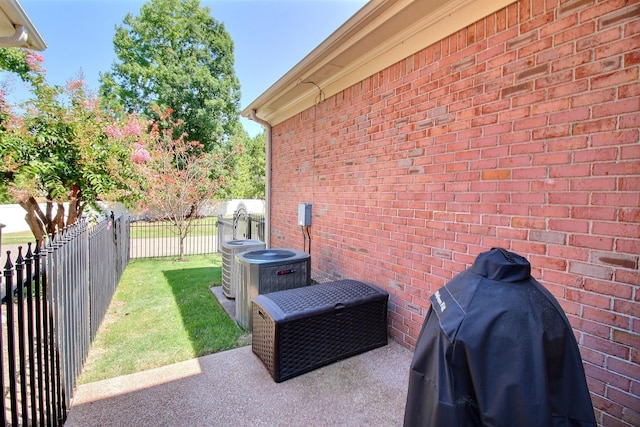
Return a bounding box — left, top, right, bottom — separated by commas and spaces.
0, 213, 129, 426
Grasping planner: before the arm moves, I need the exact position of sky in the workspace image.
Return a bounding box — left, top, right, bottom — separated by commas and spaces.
8, 0, 368, 136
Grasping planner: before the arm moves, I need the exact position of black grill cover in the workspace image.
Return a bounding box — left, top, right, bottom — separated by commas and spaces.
404, 248, 596, 427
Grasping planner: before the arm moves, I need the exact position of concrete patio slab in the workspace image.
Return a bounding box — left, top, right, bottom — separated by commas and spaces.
65, 340, 412, 426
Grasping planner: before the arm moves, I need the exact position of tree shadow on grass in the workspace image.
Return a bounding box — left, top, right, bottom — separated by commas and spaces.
162, 266, 247, 356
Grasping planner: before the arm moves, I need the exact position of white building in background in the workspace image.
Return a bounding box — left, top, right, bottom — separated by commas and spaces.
0, 204, 32, 232
203, 199, 265, 216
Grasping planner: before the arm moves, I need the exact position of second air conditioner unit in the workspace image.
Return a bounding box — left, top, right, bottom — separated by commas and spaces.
221, 239, 265, 299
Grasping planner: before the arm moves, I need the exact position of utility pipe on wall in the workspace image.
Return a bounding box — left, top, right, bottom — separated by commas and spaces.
250, 109, 271, 249
0, 25, 27, 47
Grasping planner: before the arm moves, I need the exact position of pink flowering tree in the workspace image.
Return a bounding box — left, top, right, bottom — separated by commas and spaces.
0, 48, 45, 85
1, 48, 238, 251
128, 108, 240, 260
0, 50, 142, 243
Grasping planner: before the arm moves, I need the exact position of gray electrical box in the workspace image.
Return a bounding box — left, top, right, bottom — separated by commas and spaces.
298, 203, 312, 226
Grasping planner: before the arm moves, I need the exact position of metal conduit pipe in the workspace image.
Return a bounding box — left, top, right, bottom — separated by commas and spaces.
250, 109, 271, 249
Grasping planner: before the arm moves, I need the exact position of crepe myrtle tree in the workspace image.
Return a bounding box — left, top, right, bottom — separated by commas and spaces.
123, 107, 240, 260
0, 48, 44, 204
0, 49, 141, 243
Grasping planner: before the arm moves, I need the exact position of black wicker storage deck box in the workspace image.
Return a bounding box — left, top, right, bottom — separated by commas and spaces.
251, 279, 388, 382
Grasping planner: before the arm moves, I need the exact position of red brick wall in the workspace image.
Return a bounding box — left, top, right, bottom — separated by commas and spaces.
269, 0, 639, 424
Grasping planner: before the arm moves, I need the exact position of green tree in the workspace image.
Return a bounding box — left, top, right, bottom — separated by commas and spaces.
0, 48, 42, 84
0, 48, 45, 203
0, 49, 141, 243
100, 0, 241, 153
226, 131, 265, 199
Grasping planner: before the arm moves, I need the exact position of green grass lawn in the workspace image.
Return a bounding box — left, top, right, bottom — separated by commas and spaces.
78, 254, 249, 384
1, 230, 34, 246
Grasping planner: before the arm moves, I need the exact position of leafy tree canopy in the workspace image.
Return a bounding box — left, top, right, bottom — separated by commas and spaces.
0, 48, 142, 242
100, 0, 241, 153
226, 130, 265, 200
0, 48, 42, 85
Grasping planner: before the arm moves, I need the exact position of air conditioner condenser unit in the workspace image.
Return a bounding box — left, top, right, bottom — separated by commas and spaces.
235, 249, 311, 330
221, 239, 265, 299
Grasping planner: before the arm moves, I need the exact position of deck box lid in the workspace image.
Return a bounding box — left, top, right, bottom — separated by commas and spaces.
252, 280, 388, 322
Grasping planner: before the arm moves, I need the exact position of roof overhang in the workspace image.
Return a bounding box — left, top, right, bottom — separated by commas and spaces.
242, 0, 515, 126
0, 0, 46, 51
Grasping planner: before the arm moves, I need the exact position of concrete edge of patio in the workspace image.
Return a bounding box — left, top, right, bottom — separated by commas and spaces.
65, 340, 413, 426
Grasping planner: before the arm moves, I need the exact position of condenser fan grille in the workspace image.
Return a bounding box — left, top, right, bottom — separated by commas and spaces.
242, 250, 297, 261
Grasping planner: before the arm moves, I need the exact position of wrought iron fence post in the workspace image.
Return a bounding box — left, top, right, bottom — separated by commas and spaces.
4, 250, 18, 426
40, 239, 54, 424
15, 248, 29, 425
24, 243, 38, 425
33, 241, 47, 425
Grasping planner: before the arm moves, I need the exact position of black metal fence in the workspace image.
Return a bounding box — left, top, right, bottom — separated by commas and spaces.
0, 213, 129, 426
130, 214, 265, 259
88, 216, 130, 340
217, 213, 265, 250
129, 217, 218, 258
0, 208, 263, 425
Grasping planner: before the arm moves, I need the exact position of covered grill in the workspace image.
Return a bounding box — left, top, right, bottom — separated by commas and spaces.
404, 248, 596, 426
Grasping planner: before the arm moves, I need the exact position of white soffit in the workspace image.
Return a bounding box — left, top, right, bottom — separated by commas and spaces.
0, 0, 47, 50
242, 0, 516, 126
